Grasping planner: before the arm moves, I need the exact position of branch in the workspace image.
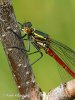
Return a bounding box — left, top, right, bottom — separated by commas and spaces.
47, 79, 75, 100
0, 0, 42, 100
0, 0, 75, 100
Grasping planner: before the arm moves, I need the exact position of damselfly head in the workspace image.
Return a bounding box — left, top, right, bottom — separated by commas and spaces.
23, 22, 32, 28
22, 21, 33, 34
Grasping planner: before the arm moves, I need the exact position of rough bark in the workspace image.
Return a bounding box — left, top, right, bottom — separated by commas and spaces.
0, 0, 75, 100
0, 0, 42, 100
47, 79, 75, 100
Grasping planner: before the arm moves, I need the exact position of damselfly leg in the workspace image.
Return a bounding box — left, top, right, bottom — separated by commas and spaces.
7, 27, 27, 40
7, 27, 30, 52
18, 22, 23, 29
29, 42, 43, 65
7, 26, 43, 65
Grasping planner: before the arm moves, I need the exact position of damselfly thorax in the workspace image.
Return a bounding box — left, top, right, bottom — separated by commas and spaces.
23, 27, 50, 50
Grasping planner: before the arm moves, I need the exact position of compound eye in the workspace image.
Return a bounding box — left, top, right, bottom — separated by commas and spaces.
24, 22, 32, 28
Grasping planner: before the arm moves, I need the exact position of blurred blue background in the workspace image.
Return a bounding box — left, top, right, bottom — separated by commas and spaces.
0, 0, 75, 99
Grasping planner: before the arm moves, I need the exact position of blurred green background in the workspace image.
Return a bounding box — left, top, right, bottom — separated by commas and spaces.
0, 0, 75, 99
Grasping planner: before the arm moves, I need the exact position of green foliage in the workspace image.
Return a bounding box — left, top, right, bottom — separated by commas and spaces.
0, 1, 75, 99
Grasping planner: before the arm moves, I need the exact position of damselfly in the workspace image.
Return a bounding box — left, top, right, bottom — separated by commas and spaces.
8, 21, 75, 78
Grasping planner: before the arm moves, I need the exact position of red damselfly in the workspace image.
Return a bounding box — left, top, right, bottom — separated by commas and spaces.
7, 21, 75, 79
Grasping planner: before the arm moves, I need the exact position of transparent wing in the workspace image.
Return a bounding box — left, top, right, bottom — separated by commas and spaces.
50, 38, 75, 81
